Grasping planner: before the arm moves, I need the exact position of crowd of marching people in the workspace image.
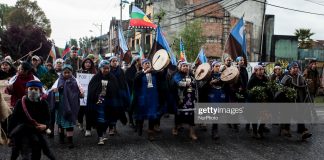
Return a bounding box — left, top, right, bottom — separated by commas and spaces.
0, 47, 321, 159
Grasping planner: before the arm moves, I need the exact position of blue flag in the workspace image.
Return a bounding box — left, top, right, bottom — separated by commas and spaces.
197, 48, 207, 64
156, 26, 177, 66
118, 25, 128, 53
230, 17, 247, 56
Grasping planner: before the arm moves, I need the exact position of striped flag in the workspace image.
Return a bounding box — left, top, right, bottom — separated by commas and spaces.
129, 6, 157, 29
49, 44, 56, 63
179, 37, 187, 62
62, 43, 71, 59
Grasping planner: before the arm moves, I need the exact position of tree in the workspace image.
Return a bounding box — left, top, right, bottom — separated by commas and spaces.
69, 38, 78, 48
0, 25, 52, 61
172, 20, 206, 62
78, 36, 92, 50
0, 3, 14, 33
153, 8, 166, 25
295, 28, 314, 49
6, 0, 51, 36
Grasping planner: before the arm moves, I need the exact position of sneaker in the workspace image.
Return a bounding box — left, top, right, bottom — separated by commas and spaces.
78, 124, 84, 131
85, 130, 92, 137
98, 137, 105, 145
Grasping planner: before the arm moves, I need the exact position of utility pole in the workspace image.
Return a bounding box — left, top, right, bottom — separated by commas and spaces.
92, 23, 102, 55
260, 0, 267, 62
141, 0, 146, 55
120, 0, 123, 25
100, 23, 102, 55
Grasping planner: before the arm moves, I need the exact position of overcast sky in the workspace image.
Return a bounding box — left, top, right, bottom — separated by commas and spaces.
0, 0, 324, 48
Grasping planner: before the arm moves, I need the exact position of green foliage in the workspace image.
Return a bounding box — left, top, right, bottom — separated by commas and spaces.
248, 86, 268, 102
0, 3, 14, 32
39, 72, 58, 90
153, 8, 166, 24
294, 28, 315, 49
69, 38, 78, 48
78, 36, 92, 49
172, 20, 206, 62
5, 0, 52, 36
266, 81, 297, 102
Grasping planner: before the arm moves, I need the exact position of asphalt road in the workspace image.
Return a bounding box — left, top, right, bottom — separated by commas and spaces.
1, 115, 324, 160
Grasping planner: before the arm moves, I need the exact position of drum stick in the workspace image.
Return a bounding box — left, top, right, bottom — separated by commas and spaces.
153, 55, 161, 66
222, 73, 233, 78
197, 69, 204, 78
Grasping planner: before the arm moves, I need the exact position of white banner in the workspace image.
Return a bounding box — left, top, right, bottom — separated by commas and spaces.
76, 73, 94, 106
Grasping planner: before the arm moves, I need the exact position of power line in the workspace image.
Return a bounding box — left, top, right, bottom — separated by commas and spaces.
163, 1, 244, 28
304, 0, 324, 7
162, 0, 246, 28
167, 0, 224, 19
251, 0, 324, 16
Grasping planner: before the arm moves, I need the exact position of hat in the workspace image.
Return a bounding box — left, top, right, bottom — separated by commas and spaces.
98, 60, 110, 69
62, 64, 73, 71
71, 46, 78, 51
26, 80, 43, 88
32, 55, 40, 61
4, 56, 13, 63
108, 56, 118, 62
287, 61, 299, 70
55, 58, 64, 64
236, 56, 243, 62
212, 60, 221, 67
254, 65, 263, 72
222, 54, 231, 62
141, 59, 150, 65
179, 61, 189, 68
0, 60, 12, 66
87, 54, 95, 59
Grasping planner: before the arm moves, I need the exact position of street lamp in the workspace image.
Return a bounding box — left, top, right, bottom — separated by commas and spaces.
92, 23, 103, 55
120, 0, 129, 23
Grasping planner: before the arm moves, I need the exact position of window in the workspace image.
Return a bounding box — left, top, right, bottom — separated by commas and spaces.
146, 35, 151, 44
206, 36, 222, 43
202, 17, 223, 23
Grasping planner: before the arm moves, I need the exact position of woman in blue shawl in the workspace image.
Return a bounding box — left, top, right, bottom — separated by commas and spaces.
108, 56, 129, 136
133, 59, 159, 141
208, 61, 226, 140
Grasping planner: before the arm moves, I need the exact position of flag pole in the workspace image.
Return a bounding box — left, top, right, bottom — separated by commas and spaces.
45, 42, 53, 63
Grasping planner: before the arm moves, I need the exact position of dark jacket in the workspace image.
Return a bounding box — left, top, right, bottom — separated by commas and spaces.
8, 98, 50, 138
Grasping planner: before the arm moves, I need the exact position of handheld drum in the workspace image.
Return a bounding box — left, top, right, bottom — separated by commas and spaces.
195, 63, 211, 81
152, 49, 170, 71
220, 66, 239, 83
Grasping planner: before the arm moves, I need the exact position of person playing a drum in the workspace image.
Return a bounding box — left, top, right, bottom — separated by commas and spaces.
222, 54, 240, 132
133, 59, 159, 141
208, 60, 226, 140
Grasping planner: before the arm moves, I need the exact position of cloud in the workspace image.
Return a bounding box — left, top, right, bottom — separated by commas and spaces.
266, 0, 324, 39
